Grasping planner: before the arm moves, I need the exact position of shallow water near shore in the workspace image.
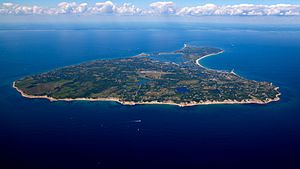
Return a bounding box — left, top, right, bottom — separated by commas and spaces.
1, 22, 300, 169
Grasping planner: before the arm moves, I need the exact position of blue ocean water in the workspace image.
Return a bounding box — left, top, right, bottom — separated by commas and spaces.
1, 22, 300, 169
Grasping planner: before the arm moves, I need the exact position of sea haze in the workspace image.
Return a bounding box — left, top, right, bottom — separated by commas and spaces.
0, 21, 300, 169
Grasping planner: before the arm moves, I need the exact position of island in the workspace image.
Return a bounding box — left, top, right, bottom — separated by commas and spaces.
13, 44, 281, 107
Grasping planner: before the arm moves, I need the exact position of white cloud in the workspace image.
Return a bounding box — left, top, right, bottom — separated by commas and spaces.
150, 1, 176, 15
177, 4, 218, 16
116, 3, 142, 15
176, 3, 300, 16
91, 1, 115, 14
1, 1, 300, 16
56, 2, 80, 14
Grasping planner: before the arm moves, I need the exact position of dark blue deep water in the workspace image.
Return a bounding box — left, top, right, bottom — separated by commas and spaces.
1, 22, 300, 169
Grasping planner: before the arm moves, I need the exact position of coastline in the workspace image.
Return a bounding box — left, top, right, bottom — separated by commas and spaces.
195, 50, 226, 72
12, 81, 281, 107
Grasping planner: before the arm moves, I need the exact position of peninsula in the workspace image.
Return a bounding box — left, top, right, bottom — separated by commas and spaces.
13, 45, 280, 107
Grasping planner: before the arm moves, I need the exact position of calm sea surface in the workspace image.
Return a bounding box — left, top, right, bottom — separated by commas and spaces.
0, 22, 300, 169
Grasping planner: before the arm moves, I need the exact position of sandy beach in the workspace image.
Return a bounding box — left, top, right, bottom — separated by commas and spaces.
195, 51, 225, 71
12, 81, 280, 107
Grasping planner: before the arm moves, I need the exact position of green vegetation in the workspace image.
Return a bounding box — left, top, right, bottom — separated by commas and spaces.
14, 45, 280, 105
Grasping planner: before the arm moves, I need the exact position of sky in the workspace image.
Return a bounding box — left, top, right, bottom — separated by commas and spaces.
1, 1, 300, 16
1, 0, 300, 7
